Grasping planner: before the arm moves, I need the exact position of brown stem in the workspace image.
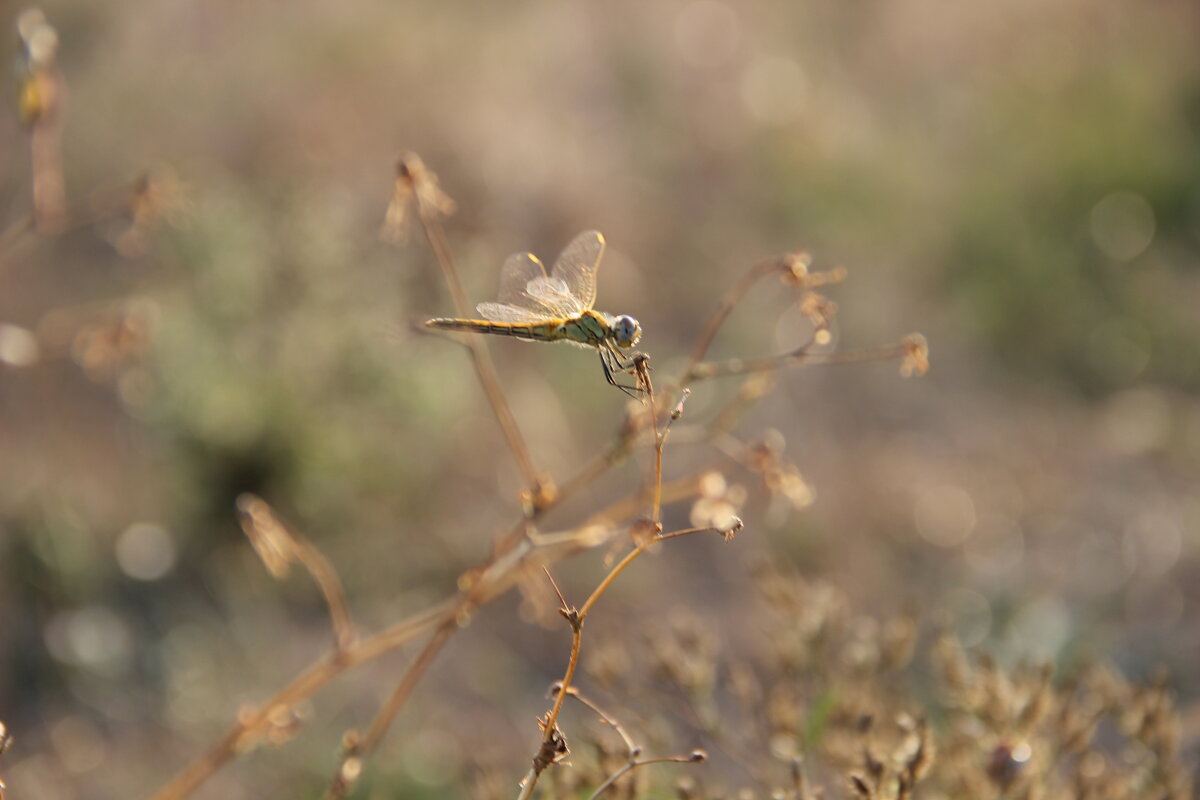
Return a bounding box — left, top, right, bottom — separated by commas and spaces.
683, 256, 784, 377
518, 520, 721, 798
688, 342, 912, 381
237, 495, 358, 651
323, 618, 461, 799
415, 195, 542, 498
586, 752, 705, 800
555, 687, 638, 755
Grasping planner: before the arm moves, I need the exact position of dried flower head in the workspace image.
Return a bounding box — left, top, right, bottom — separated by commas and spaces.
70, 300, 157, 382
747, 433, 817, 514
798, 291, 838, 332
379, 152, 457, 243
111, 166, 189, 257
690, 471, 747, 532
236, 493, 297, 579
899, 334, 929, 377
16, 9, 60, 127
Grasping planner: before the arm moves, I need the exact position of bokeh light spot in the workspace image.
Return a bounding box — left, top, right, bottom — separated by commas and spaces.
44, 606, 133, 673
0, 323, 40, 367
115, 522, 177, 581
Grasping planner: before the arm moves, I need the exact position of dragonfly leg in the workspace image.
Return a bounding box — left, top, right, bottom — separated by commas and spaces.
598, 348, 644, 398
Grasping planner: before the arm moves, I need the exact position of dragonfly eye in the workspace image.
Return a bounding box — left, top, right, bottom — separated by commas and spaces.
614, 315, 642, 348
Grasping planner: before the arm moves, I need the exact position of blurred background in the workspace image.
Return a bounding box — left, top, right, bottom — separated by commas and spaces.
1, 0, 1198, 796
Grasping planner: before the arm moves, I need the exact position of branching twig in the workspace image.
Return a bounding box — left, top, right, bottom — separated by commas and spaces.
516, 528, 665, 798
688, 339, 924, 381
149, 159, 923, 800
553, 685, 639, 755
323, 617, 461, 800
684, 254, 791, 376
586, 751, 707, 800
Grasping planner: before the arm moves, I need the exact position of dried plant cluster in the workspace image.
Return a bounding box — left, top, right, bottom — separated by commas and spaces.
494, 569, 1191, 800
3, 10, 1193, 800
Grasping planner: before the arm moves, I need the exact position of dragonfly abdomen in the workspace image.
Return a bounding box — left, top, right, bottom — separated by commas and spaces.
425, 317, 567, 342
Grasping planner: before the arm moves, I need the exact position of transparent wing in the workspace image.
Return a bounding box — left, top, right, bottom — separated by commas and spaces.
495, 252, 555, 316
549, 230, 605, 312
524, 275, 585, 317
476, 302, 549, 323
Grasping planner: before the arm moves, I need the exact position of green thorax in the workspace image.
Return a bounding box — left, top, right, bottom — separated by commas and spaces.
558, 310, 612, 346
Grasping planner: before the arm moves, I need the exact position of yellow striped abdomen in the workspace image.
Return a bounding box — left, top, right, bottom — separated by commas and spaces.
425, 317, 567, 343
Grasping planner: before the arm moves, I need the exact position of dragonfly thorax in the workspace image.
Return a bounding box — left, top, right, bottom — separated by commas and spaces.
612, 314, 642, 349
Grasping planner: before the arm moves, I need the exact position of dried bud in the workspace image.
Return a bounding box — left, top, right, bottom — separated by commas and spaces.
798, 292, 838, 330
690, 471, 746, 533
380, 152, 456, 243
899, 334, 930, 377
236, 493, 296, 579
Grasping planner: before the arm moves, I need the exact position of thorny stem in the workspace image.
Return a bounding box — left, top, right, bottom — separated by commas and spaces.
554, 686, 638, 755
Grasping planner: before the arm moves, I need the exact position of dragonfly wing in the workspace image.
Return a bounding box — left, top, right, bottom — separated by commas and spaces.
549, 230, 604, 312
496, 252, 555, 314
476, 302, 548, 323
525, 275, 585, 317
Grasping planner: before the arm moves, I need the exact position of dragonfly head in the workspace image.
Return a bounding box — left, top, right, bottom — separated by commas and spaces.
613, 315, 642, 349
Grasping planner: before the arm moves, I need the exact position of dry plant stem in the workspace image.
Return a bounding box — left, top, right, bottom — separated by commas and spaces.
518, 526, 718, 798
323, 619, 461, 800
556, 687, 638, 754
240, 497, 359, 651
683, 256, 782, 377
30, 92, 67, 233
153, 477, 685, 800
689, 341, 914, 381
149, 600, 453, 800
586, 753, 701, 800
416, 208, 540, 493
292, 538, 357, 651
0, 177, 164, 267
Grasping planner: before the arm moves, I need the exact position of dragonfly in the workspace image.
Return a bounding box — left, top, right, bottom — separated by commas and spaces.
426, 230, 644, 395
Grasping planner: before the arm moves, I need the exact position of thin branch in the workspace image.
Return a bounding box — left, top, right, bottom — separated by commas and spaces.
687, 341, 915, 381
323, 618, 460, 800
684, 254, 788, 376
153, 463, 686, 800
236, 494, 357, 651
398, 154, 544, 500
554, 685, 638, 755
518, 388, 719, 800
587, 751, 707, 800
657, 525, 732, 543
148, 600, 453, 800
